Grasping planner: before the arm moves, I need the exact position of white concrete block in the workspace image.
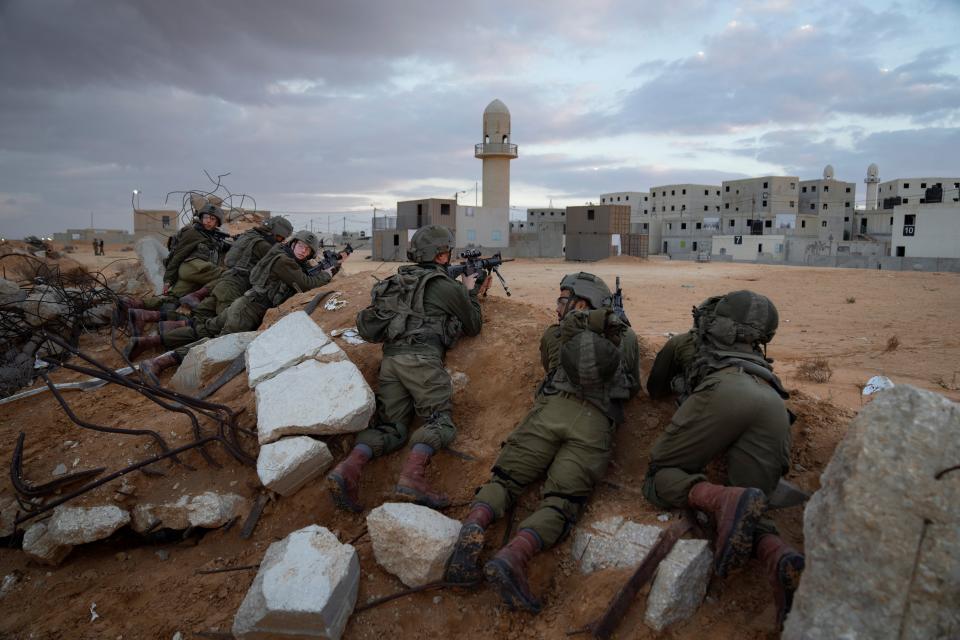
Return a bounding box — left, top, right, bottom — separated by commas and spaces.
366, 503, 461, 587
245, 311, 333, 387
232, 524, 359, 640
131, 492, 247, 533
255, 359, 375, 445
22, 522, 73, 566
644, 539, 713, 631
257, 436, 334, 497
170, 331, 257, 394
47, 505, 130, 545
571, 517, 661, 573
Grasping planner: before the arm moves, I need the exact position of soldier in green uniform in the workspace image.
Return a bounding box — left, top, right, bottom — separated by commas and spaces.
643, 290, 804, 629
326, 225, 487, 513
129, 230, 339, 377
443, 272, 641, 614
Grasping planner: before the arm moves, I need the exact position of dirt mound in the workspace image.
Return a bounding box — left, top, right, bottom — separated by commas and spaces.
1, 241, 86, 283
0, 267, 854, 639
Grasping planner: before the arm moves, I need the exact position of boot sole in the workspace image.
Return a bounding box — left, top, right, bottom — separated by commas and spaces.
393, 485, 449, 510
484, 558, 542, 614
443, 524, 485, 586
326, 473, 363, 513
716, 488, 768, 578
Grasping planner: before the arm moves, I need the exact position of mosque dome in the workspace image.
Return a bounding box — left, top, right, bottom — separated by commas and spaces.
823, 164, 834, 179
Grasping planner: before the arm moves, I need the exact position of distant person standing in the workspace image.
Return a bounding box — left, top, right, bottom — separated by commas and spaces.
91, 238, 99, 255
98, 238, 105, 255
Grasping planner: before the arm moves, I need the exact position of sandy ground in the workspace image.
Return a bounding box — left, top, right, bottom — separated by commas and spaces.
0, 247, 956, 639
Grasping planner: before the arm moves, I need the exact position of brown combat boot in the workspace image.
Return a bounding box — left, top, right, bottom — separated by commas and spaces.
140, 351, 181, 382
755, 533, 805, 630
123, 335, 162, 361
484, 529, 543, 613
128, 309, 162, 337
687, 481, 768, 577
179, 286, 211, 309
326, 445, 372, 513
444, 503, 495, 585
394, 444, 450, 509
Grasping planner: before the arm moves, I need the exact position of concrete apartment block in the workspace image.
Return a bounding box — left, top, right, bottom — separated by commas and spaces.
233, 525, 359, 640
566, 205, 630, 235
721, 176, 798, 237
396, 198, 456, 232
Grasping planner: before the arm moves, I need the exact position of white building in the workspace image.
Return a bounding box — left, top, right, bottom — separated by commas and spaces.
712, 234, 787, 262
875, 177, 960, 210
650, 184, 722, 256
890, 203, 960, 258
721, 176, 799, 236
798, 165, 857, 241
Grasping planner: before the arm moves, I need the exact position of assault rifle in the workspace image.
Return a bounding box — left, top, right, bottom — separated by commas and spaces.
612, 276, 631, 326
306, 243, 354, 277
447, 249, 513, 297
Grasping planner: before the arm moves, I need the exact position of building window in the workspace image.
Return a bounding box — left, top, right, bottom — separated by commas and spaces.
920, 182, 926, 188
801, 220, 806, 228
696, 222, 702, 229
764, 220, 772, 228
776, 243, 784, 253
716, 190, 721, 196
617, 196, 621, 201
890, 217, 893, 225
681, 222, 687, 230
811, 186, 816, 192
725, 203, 729, 209
725, 186, 730, 192
704, 190, 709, 196
625, 195, 629, 201
802, 186, 807, 193
671, 205, 675, 211
587, 209, 595, 220
763, 181, 768, 188
904, 214, 916, 226
643, 209, 648, 215
668, 223, 672, 230
601, 198, 605, 203
789, 201, 794, 208
823, 203, 828, 210
846, 187, 851, 193
643, 223, 648, 230
491, 230, 502, 242
682, 189, 686, 195
644, 196, 649, 201
550, 211, 554, 216
440, 203, 450, 216
467, 229, 476, 242
896, 246, 905, 257
821, 220, 827, 227
729, 219, 735, 227
704, 205, 708, 212
762, 200, 768, 207
810, 203, 816, 211
393, 234, 400, 246
790, 182, 795, 189
844, 216, 849, 222
692, 241, 698, 251
758, 243, 763, 253
735, 207, 739, 212
845, 202, 851, 208
162, 216, 171, 228
671, 190, 675, 196
902, 198, 909, 204
824, 185, 829, 192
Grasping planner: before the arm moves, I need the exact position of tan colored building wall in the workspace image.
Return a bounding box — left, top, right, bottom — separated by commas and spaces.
455, 205, 509, 250
133, 209, 180, 240
396, 198, 456, 231
721, 176, 799, 235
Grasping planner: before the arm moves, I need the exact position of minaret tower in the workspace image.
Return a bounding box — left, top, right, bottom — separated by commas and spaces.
474, 99, 518, 209
865, 163, 880, 210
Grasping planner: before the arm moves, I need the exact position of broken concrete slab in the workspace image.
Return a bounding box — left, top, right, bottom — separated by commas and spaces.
22, 522, 73, 566
232, 524, 359, 640
644, 539, 713, 631
571, 516, 661, 573
785, 385, 960, 639
255, 359, 375, 445
366, 503, 461, 588
47, 505, 130, 545
135, 236, 168, 296
170, 331, 257, 395
130, 492, 247, 533
257, 436, 334, 497
246, 311, 334, 387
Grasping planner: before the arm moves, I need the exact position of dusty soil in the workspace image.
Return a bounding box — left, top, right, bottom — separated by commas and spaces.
0, 250, 954, 639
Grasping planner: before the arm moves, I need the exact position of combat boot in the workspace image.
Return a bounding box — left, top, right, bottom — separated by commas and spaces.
687, 481, 768, 577
394, 443, 450, 509
140, 351, 181, 382
484, 529, 543, 614
128, 309, 161, 337
444, 503, 494, 585
179, 286, 211, 310
755, 533, 805, 630
326, 444, 372, 513
124, 335, 162, 361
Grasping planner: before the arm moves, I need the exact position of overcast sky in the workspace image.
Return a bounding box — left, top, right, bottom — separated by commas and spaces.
1, 0, 958, 236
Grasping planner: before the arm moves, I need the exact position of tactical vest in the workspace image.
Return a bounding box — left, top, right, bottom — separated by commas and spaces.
224, 228, 269, 273
682, 300, 789, 401
549, 309, 635, 423
356, 264, 463, 350
246, 244, 301, 307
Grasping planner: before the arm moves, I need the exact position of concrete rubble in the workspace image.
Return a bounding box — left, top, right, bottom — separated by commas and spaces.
255, 359, 375, 444
131, 492, 247, 533
366, 503, 461, 588
246, 311, 344, 387
47, 505, 130, 545
257, 436, 334, 497
785, 385, 960, 639
135, 236, 168, 295
572, 516, 714, 631
0, 498, 17, 538
22, 522, 73, 566
169, 331, 258, 394
233, 524, 359, 640
0, 278, 25, 305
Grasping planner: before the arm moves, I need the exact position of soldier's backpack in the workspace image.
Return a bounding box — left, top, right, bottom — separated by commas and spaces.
356, 266, 455, 346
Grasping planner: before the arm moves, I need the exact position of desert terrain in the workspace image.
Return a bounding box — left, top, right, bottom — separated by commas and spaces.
0, 245, 957, 639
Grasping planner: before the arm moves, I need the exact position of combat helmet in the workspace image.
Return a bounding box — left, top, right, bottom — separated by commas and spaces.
289, 229, 320, 259
559, 272, 613, 310
696, 290, 778, 347
198, 203, 223, 225
407, 225, 454, 263
263, 216, 293, 239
